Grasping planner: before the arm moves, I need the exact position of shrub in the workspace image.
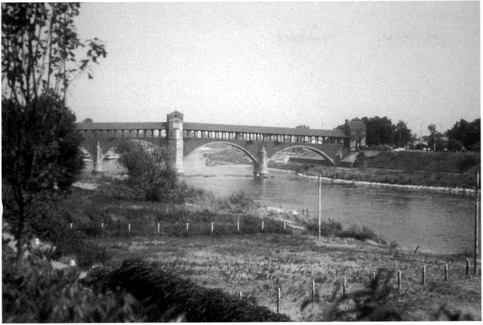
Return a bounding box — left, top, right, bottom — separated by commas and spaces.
102, 259, 291, 322
2, 252, 142, 322
115, 139, 184, 203
29, 206, 110, 268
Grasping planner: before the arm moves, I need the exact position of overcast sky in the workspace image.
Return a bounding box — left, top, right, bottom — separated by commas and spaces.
69, 1, 480, 137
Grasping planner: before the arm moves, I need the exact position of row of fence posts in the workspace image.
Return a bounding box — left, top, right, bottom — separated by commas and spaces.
87, 219, 291, 235
237, 261, 474, 314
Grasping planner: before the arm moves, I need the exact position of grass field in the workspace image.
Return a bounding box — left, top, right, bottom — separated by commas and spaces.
91, 232, 481, 321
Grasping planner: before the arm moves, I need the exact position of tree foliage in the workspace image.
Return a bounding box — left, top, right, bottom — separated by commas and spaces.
2, 2, 107, 104
1, 2, 106, 265
337, 116, 413, 147
115, 140, 184, 203
2, 93, 84, 264
447, 118, 480, 151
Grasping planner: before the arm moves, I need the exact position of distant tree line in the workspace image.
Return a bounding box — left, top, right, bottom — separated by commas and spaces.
336, 116, 414, 148
335, 116, 480, 151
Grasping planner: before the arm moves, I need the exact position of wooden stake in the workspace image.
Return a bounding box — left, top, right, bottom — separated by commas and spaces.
466, 258, 470, 277
70, 223, 73, 229
239, 291, 242, 300
312, 280, 316, 303
397, 270, 401, 293
157, 223, 160, 233
237, 220, 240, 232
444, 263, 448, 281
342, 276, 347, 298
128, 223, 131, 233
186, 222, 189, 232
261, 220, 264, 231
211, 222, 214, 236
283, 221, 286, 230
422, 265, 426, 285
277, 288, 281, 313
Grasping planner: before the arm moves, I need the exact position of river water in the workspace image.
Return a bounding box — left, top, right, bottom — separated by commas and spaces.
84, 149, 477, 255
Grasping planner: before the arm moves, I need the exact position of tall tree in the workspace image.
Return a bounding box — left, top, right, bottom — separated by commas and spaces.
2, 3, 106, 105
394, 120, 412, 148
447, 118, 481, 151
2, 3, 106, 265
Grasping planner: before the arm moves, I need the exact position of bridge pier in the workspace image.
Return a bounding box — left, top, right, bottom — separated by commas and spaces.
92, 141, 103, 173
254, 146, 268, 176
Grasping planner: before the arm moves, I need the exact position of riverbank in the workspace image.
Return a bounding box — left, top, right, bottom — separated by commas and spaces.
205, 148, 480, 190
13, 176, 479, 322
295, 172, 477, 196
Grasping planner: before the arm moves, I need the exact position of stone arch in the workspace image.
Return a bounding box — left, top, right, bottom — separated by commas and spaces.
184, 141, 258, 164
81, 138, 162, 161
269, 145, 335, 166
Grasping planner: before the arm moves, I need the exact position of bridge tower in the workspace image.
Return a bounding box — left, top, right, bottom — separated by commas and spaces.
254, 145, 269, 176
167, 111, 184, 174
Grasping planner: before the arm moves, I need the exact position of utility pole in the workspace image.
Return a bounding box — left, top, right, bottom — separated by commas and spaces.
475, 171, 479, 275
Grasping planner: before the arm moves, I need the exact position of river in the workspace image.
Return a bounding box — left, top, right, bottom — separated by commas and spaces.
84, 148, 477, 255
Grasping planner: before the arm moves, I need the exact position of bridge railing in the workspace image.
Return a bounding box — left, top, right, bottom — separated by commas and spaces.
78, 128, 168, 139
183, 129, 345, 145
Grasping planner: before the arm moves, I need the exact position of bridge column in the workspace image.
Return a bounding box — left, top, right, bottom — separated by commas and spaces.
92, 141, 103, 173
167, 111, 184, 174
254, 145, 268, 176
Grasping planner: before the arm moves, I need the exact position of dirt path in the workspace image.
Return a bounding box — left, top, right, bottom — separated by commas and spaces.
95, 233, 480, 321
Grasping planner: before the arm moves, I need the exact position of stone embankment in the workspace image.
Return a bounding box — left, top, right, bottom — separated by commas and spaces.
296, 173, 477, 195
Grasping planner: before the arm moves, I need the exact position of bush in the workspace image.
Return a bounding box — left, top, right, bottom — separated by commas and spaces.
102, 259, 291, 322
2, 252, 142, 322
29, 206, 110, 268
115, 139, 185, 203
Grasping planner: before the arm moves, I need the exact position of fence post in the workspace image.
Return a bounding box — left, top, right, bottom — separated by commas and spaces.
211, 222, 214, 236
397, 270, 401, 293
444, 264, 448, 281
70, 223, 73, 229
466, 258, 470, 277
277, 288, 281, 313
157, 223, 160, 233
342, 276, 347, 298
128, 223, 131, 233
237, 220, 240, 233
422, 265, 426, 285
101, 222, 104, 231
283, 221, 286, 230
239, 291, 242, 300
186, 222, 189, 232
312, 280, 316, 303
261, 220, 264, 231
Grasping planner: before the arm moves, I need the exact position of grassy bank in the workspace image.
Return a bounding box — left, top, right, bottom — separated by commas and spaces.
90, 233, 480, 321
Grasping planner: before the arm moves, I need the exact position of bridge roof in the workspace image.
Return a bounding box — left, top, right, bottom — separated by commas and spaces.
76, 122, 167, 130
75, 121, 347, 137
184, 122, 346, 137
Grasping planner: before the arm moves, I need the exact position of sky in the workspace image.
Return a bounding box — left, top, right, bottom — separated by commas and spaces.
69, 1, 480, 138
